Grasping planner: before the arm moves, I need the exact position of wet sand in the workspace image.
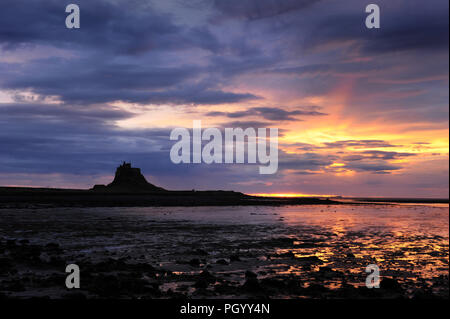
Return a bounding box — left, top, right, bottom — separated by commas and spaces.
0, 204, 448, 299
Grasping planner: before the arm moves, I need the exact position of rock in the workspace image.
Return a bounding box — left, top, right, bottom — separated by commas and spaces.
241, 278, 261, 293
198, 270, 216, 283
317, 266, 337, 279
49, 256, 65, 267
268, 237, 295, 248
62, 292, 87, 299
285, 279, 303, 294
230, 254, 241, 262
165, 290, 187, 299
6, 240, 16, 248
194, 279, 209, 289
5, 280, 25, 292
304, 283, 329, 296
90, 274, 121, 297
193, 249, 208, 256
189, 258, 201, 267
278, 251, 295, 258
216, 259, 229, 265
260, 278, 286, 289
214, 283, 238, 294
381, 278, 403, 292
0, 257, 13, 274
302, 265, 312, 271
45, 243, 60, 252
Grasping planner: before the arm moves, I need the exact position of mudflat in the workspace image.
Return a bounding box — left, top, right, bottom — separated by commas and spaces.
0, 204, 448, 299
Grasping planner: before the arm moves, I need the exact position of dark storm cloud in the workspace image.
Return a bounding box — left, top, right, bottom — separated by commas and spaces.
0, 103, 267, 184
7, 58, 197, 91
271, 62, 390, 79
303, 1, 449, 55
179, 90, 258, 105
39, 86, 258, 105
0, 0, 260, 106
2, 55, 259, 105
207, 106, 326, 121
0, 103, 135, 122
0, 0, 221, 54
0, 102, 176, 175
212, 0, 321, 20
0, 0, 447, 194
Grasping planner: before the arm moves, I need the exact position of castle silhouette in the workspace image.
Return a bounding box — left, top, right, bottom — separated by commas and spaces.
92, 162, 166, 192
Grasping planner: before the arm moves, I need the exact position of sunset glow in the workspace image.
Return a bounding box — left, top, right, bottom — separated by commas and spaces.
0, 0, 448, 198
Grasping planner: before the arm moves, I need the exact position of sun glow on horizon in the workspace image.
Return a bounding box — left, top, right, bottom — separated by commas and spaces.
248, 193, 339, 198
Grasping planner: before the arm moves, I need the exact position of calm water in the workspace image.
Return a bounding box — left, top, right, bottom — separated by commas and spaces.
0, 203, 448, 298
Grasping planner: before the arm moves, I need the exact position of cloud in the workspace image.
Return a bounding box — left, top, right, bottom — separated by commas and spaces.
0, 0, 447, 196
0, 0, 221, 54
211, 0, 321, 20
359, 150, 416, 160
0, 102, 172, 175
323, 140, 399, 149
302, 1, 449, 55
0, 0, 261, 106
278, 151, 336, 171
207, 106, 326, 121
343, 162, 401, 173
3, 56, 259, 105
0, 103, 135, 122
220, 120, 273, 129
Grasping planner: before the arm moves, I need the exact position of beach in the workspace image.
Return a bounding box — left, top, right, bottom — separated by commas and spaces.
0, 203, 448, 299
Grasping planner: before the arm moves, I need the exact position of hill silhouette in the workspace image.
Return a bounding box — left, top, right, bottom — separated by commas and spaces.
0, 162, 340, 207
92, 162, 166, 192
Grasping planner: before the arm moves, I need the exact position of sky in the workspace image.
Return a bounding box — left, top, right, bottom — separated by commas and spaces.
0, 0, 448, 198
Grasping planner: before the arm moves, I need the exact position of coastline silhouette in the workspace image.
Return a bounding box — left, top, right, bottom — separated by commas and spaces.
0, 162, 337, 208
0, 163, 446, 208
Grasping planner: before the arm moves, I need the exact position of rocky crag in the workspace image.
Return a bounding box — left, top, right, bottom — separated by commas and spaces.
92, 162, 166, 192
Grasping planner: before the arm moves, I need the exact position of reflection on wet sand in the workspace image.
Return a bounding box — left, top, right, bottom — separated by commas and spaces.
0, 204, 448, 299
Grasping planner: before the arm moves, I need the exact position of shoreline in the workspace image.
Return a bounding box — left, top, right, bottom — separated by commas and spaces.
0, 186, 447, 208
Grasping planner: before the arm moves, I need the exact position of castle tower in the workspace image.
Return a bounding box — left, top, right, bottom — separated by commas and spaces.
92, 162, 165, 192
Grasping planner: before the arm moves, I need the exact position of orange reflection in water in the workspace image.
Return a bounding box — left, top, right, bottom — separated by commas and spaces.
265, 204, 449, 290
